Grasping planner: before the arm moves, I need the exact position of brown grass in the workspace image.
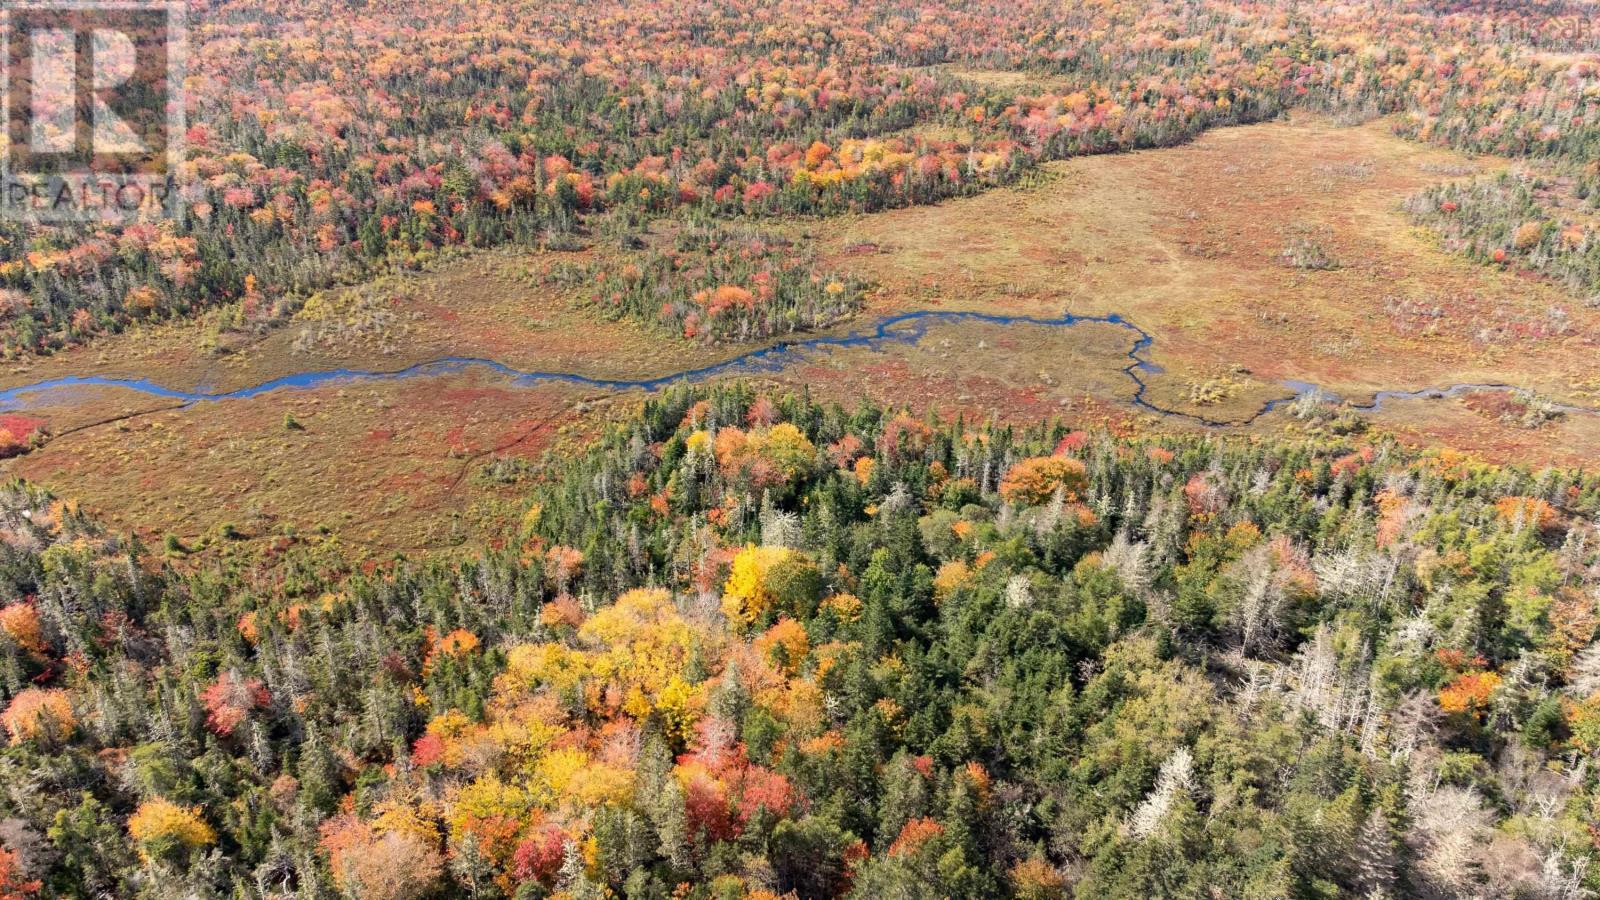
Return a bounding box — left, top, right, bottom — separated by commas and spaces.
0, 243, 738, 397
819, 111, 1600, 441
5, 374, 606, 556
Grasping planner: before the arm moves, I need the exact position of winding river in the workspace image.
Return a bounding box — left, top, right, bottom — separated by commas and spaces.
0, 310, 1589, 427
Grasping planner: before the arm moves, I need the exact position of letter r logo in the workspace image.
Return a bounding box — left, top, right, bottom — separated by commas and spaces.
3, 1, 183, 222
5, 1, 179, 172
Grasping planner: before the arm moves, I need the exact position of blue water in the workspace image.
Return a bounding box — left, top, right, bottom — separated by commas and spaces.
0, 310, 1588, 427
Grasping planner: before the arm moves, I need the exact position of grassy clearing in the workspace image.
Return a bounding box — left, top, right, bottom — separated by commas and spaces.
5, 375, 606, 556
0, 244, 743, 397
820, 112, 1600, 444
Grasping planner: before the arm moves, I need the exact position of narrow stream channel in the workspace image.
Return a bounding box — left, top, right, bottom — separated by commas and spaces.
0, 310, 1586, 427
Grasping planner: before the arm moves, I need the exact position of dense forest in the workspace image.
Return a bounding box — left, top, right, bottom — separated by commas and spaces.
3, 0, 1600, 355
1, 385, 1598, 898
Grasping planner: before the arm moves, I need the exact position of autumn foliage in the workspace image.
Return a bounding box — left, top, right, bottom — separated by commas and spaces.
0, 848, 39, 900
577, 225, 863, 342
0, 417, 45, 459
1438, 671, 1502, 717
721, 545, 821, 626
0, 604, 44, 656
999, 455, 1088, 505
199, 671, 271, 736
1495, 496, 1559, 531
4, 0, 1598, 361
0, 689, 74, 746
8, 377, 1600, 894
319, 814, 444, 900
127, 800, 216, 863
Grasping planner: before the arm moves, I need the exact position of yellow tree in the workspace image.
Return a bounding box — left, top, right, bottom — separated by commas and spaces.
722, 546, 821, 626
128, 799, 216, 865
